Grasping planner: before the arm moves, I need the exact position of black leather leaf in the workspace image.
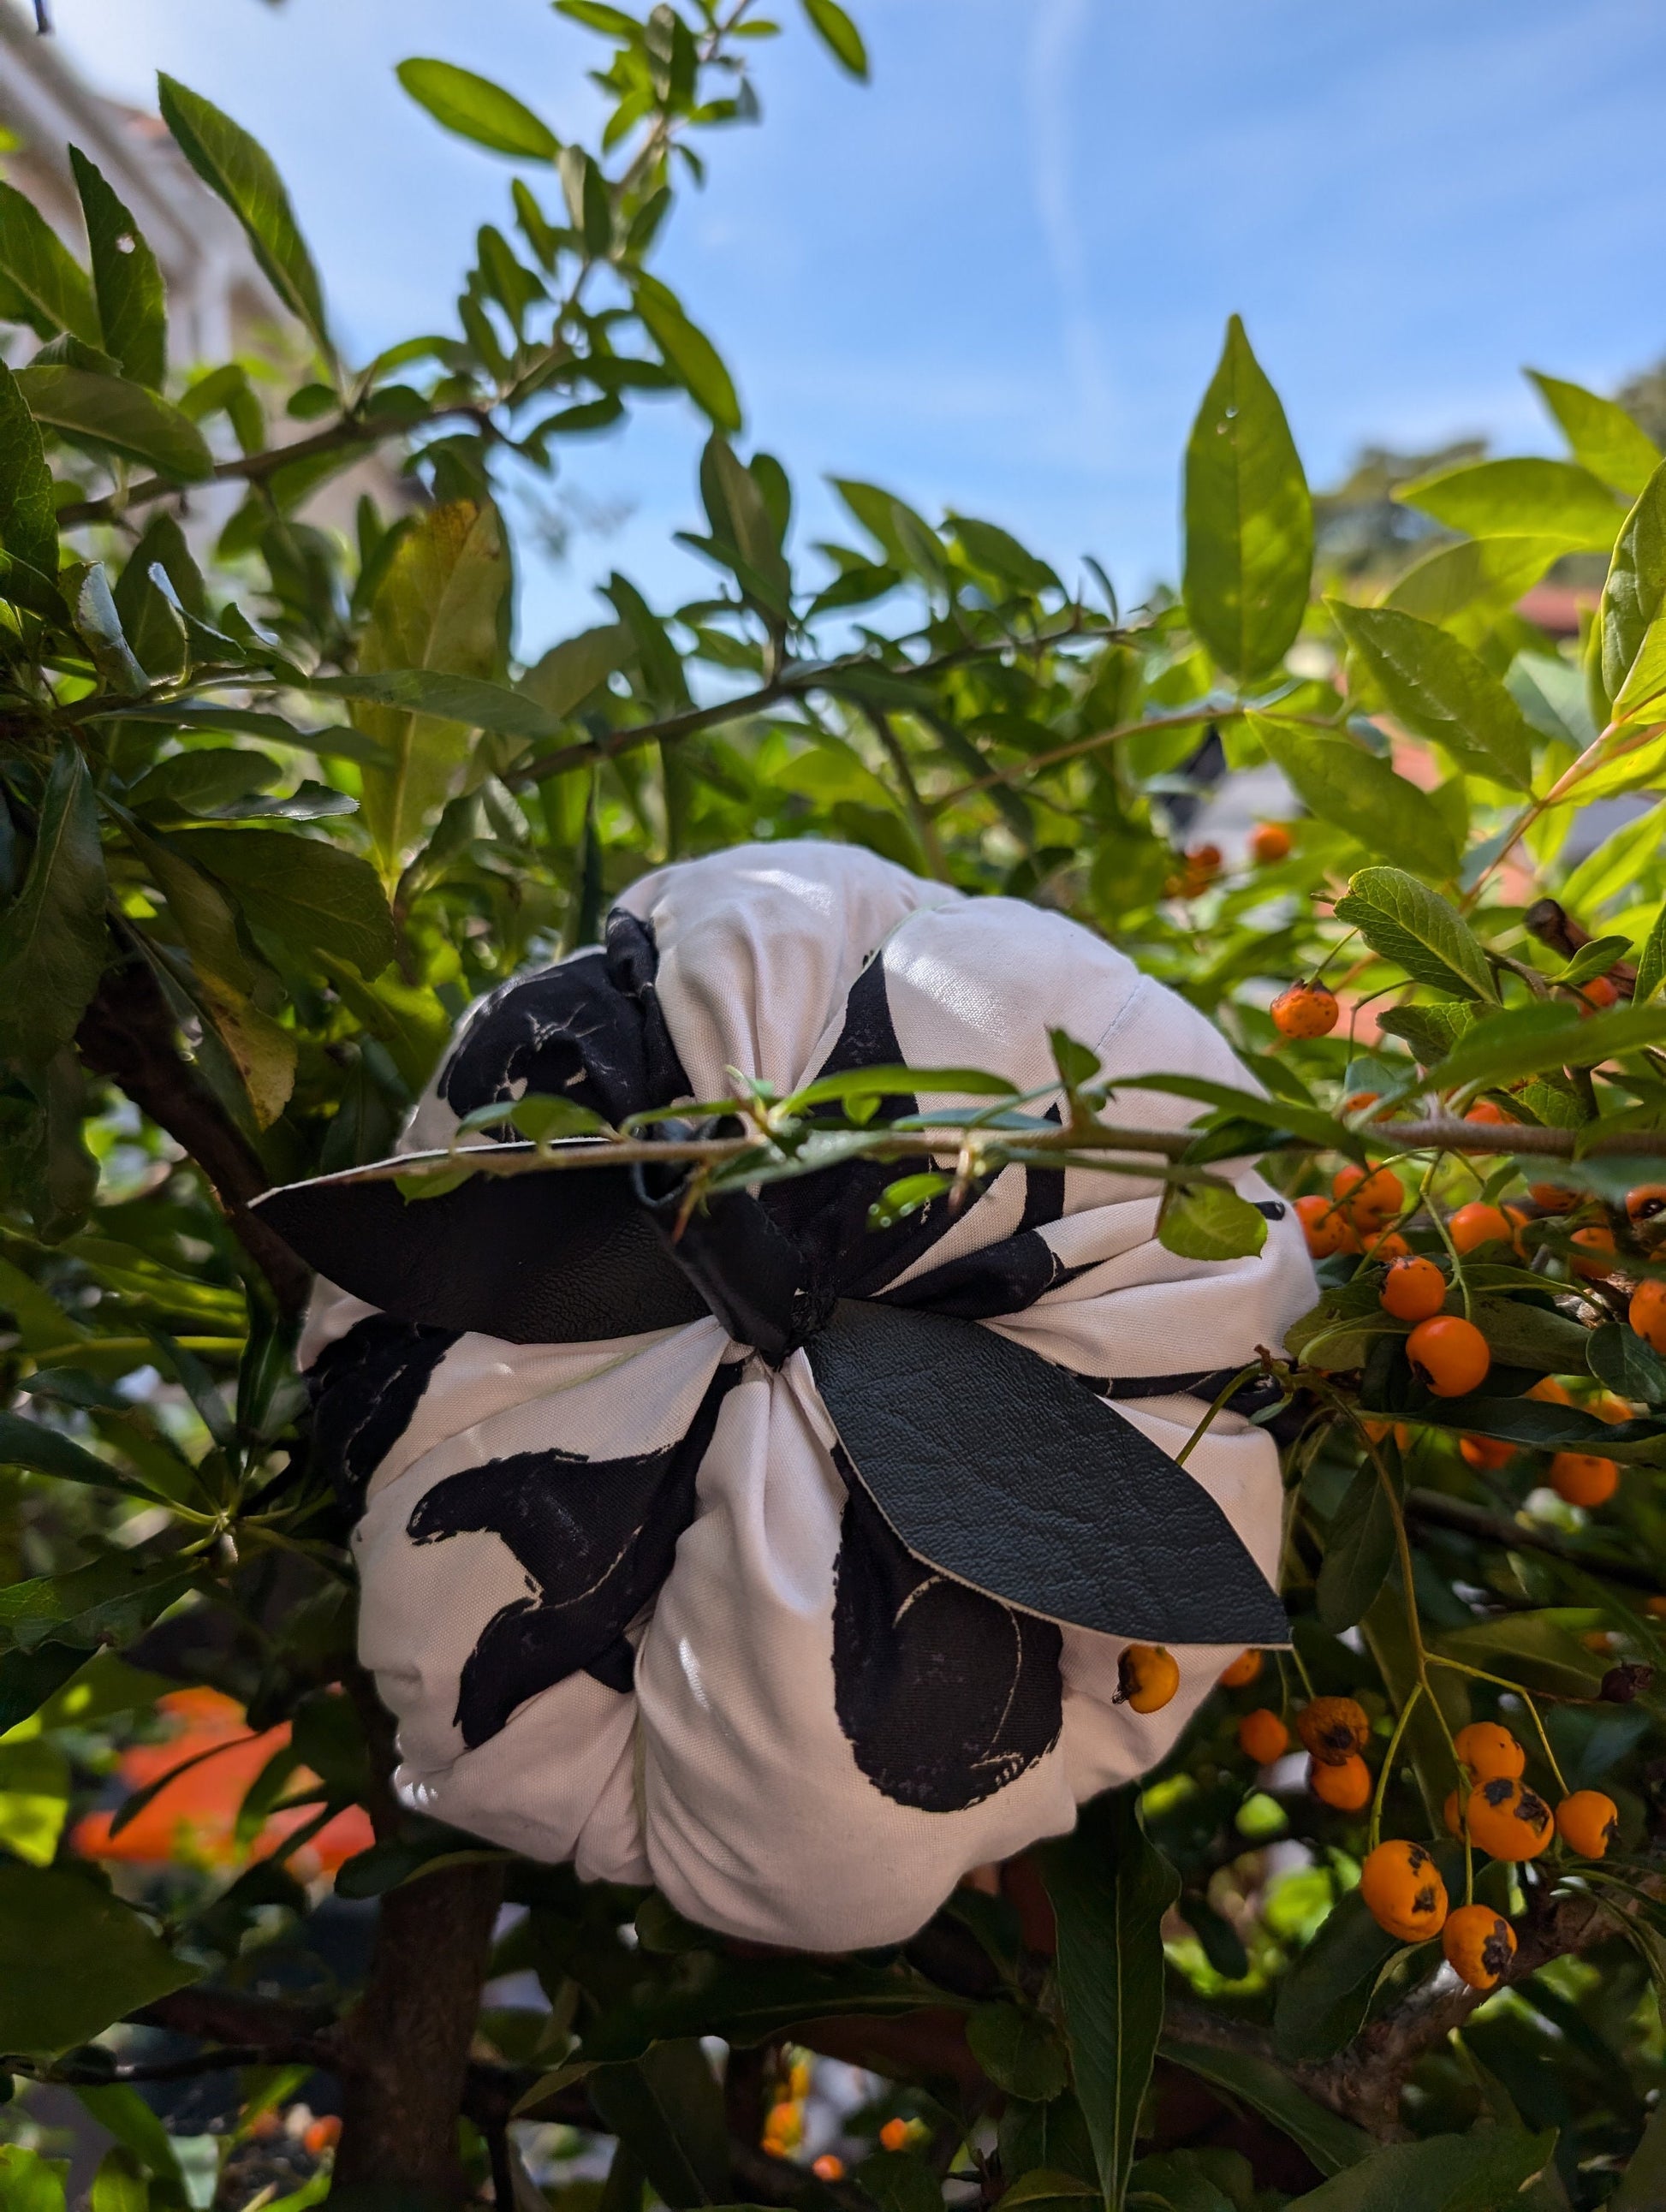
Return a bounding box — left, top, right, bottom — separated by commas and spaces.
805, 1299, 1289, 1647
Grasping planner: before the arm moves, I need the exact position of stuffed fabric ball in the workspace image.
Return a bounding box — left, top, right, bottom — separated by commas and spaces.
259, 841, 1315, 1949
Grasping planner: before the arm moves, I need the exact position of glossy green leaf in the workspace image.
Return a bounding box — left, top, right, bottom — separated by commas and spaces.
1609, 2097, 1666, 2211
1384, 535, 1562, 645
967, 2002, 1070, 2102
1587, 1321, 1666, 1405
634, 276, 741, 433
1183, 315, 1312, 680
0, 745, 108, 1067
1316, 1460, 1399, 1632
1330, 602, 1533, 790
1253, 719, 1461, 881
0, 177, 99, 346
800, 0, 870, 78
75, 563, 146, 694
0, 358, 57, 589
1633, 899, 1666, 1004
15, 366, 211, 483
1396, 455, 1627, 550
1159, 2042, 1369, 2177
68, 149, 166, 390
586, 2043, 731, 2209
1405, 998, 1666, 1097
0, 1861, 197, 2054
157, 75, 333, 361
1039, 1788, 1180, 2209
0, 2146, 68, 2212
1272, 1888, 1405, 2065
1529, 371, 1661, 497
1283, 2128, 1554, 2212
1122, 2153, 1236, 2212
1157, 1179, 1268, 1262
347, 497, 512, 874
396, 59, 560, 159
176, 826, 397, 978
1330, 865, 1496, 1001
1435, 1613, 1607, 1701
1598, 460, 1666, 712
520, 622, 631, 720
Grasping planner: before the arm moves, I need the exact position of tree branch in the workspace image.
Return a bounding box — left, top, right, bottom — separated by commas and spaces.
1405, 1485, 1661, 1591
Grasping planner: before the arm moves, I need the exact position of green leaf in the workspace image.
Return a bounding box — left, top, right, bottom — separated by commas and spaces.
348, 497, 512, 874
0, 177, 100, 346
1384, 536, 1562, 647
1598, 461, 1666, 711
156, 76, 333, 361
1609, 2096, 1666, 2210
1588, 1319, 1666, 1405
1316, 1460, 1398, 1633
1528, 372, 1661, 497
1633, 901, 1666, 1005
1282, 2128, 1554, 2212
568, 1953, 943, 2068
800, 0, 870, 78
396, 59, 561, 159
0, 1411, 146, 1498
1182, 315, 1312, 681
15, 366, 211, 483
1396, 455, 1627, 550
0, 1644, 90, 1737
173, 826, 396, 978
0, 744, 108, 1067
855, 2153, 941, 2212
1158, 2042, 1370, 2178
586, 2043, 729, 2209
0, 2146, 68, 2212
1249, 719, 1461, 881
520, 622, 631, 720
1330, 603, 1533, 791
1330, 865, 1496, 1001
86, 2150, 146, 2212
634, 275, 741, 433
966, 2002, 1070, 2102
1407, 999, 1666, 1097
75, 563, 146, 694
1434, 1614, 1607, 1702
1157, 1180, 1269, 1263
1550, 933, 1633, 987
1272, 1888, 1403, 2064
0, 1861, 197, 2054
0, 358, 57, 587
68, 150, 167, 390
0, 1739, 68, 1867
1123, 2153, 1236, 2212
1039, 1787, 1181, 2209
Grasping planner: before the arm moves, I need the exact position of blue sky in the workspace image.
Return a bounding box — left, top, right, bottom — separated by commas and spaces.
41, 0, 1666, 656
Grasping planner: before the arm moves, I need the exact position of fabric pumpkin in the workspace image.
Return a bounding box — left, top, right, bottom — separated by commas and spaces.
259, 841, 1315, 1949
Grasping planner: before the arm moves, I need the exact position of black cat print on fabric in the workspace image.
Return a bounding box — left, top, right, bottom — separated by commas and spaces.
308, 1314, 460, 1519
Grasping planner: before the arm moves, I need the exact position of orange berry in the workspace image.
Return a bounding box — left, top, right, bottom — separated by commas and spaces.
1592, 1392, 1635, 1425
248, 2111, 283, 2143
1309, 1754, 1372, 1811
1336, 1164, 1404, 1228
302, 2116, 342, 2158
1296, 1696, 1371, 1765
813, 2158, 847, 2183
1626, 1184, 1666, 1228
1454, 1721, 1524, 1782
1463, 1776, 1554, 1861
1342, 1089, 1381, 1118
1443, 1789, 1464, 1838
1447, 1202, 1513, 1255
1381, 1255, 1447, 1322
1528, 1376, 1574, 1405
1645, 1595, 1666, 1618
1296, 1193, 1352, 1259
1406, 1314, 1490, 1398
1218, 1649, 1262, 1689
1580, 972, 1620, 1009
1550, 1452, 1620, 1508
1249, 822, 1293, 865
1556, 1789, 1620, 1858
1460, 1434, 1514, 1471
1584, 1629, 1616, 1654
1115, 1644, 1180, 1714
1463, 1098, 1512, 1126
1571, 1224, 1617, 1280
1362, 1229, 1411, 1261
1271, 980, 1339, 1039
1359, 1839, 1449, 1941
1631, 1278, 1666, 1354
1442, 1903, 1516, 1990
878, 2120, 911, 2154
1531, 1183, 1580, 1213
1238, 1708, 1289, 1763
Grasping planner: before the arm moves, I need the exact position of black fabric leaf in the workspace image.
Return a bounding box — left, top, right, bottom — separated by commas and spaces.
405, 1365, 741, 1745
831, 1453, 1062, 1812
806, 1299, 1288, 1648
308, 1314, 458, 1517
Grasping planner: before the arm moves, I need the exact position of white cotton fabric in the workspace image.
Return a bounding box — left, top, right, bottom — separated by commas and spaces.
306, 841, 1316, 1948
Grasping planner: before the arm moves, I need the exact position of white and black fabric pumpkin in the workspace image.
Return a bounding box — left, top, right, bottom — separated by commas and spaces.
257, 841, 1316, 1950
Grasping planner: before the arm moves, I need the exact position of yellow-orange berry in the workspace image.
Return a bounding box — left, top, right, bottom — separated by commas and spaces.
1454, 1721, 1524, 1782
1646, 1595, 1666, 1619
1238, 1708, 1289, 1763
1443, 1789, 1464, 1838
1115, 1644, 1180, 1714
1631, 1279, 1666, 1354
1572, 1224, 1617, 1281
1550, 1452, 1620, 1508
1309, 1754, 1372, 1811
1407, 1315, 1490, 1398
1528, 1376, 1574, 1405
1359, 1839, 1449, 1941
1218, 1649, 1262, 1690
1463, 1098, 1513, 1127
1464, 1775, 1554, 1861
1336, 1163, 1403, 1228
878, 2120, 912, 2154
1381, 1255, 1446, 1323
1362, 1229, 1411, 1261
302, 2116, 342, 2158
1531, 1183, 1580, 1213
1556, 1790, 1620, 1858
1447, 1202, 1513, 1255
1459, 1434, 1513, 1471
813, 2157, 847, 2183
1249, 822, 1293, 865
1296, 1193, 1353, 1259
1580, 972, 1620, 1009
1442, 1903, 1516, 1990
1297, 1697, 1371, 1766
1271, 980, 1339, 1038
1627, 1185, 1666, 1229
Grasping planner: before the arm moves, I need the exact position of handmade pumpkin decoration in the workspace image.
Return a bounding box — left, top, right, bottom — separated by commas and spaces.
256, 841, 1315, 1949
